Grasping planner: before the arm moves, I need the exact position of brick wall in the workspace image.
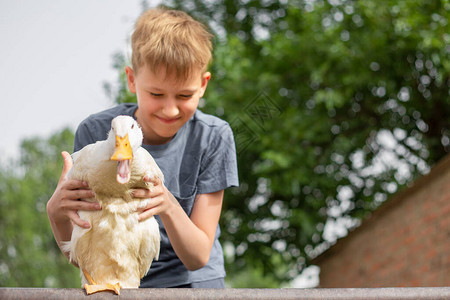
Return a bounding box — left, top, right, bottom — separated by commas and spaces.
314, 154, 450, 287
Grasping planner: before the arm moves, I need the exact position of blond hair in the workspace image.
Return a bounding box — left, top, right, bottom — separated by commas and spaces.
131, 7, 213, 80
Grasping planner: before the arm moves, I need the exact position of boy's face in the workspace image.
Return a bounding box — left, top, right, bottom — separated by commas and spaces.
126, 65, 210, 145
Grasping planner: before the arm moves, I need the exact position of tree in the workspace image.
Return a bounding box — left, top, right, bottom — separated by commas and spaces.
107, 0, 449, 285
0, 128, 80, 287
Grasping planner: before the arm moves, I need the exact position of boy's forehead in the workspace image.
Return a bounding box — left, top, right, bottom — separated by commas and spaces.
138, 64, 203, 89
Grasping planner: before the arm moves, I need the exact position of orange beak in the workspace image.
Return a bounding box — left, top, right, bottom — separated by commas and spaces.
110, 134, 132, 161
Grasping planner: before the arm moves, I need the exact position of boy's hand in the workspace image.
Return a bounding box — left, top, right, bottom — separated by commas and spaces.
46, 151, 100, 229
133, 176, 179, 222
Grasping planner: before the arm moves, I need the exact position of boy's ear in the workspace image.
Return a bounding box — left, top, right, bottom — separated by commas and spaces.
199, 72, 211, 97
125, 66, 137, 94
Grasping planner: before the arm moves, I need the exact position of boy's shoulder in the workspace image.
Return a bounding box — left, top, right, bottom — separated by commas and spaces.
191, 109, 230, 129
80, 103, 137, 126
187, 110, 234, 146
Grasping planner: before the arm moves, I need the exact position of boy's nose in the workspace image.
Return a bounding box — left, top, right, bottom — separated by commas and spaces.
162, 98, 180, 117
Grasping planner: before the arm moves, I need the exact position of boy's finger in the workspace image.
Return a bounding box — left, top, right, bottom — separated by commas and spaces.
65, 198, 100, 211
138, 208, 157, 222
69, 189, 96, 200
64, 179, 89, 190
68, 211, 91, 229
144, 175, 161, 186
58, 151, 73, 184
131, 187, 163, 198
130, 188, 151, 198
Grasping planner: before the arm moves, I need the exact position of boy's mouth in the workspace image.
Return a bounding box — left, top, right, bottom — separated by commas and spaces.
156, 116, 181, 124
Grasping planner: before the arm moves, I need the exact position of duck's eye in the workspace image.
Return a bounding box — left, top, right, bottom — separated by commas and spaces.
131, 124, 135, 129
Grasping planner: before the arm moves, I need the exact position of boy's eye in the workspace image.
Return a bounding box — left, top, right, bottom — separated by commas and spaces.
150, 92, 163, 97
179, 94, 193, 99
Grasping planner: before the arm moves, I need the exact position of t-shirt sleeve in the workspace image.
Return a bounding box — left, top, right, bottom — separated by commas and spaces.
73, 121, 97, 152
197, 123, 239, 194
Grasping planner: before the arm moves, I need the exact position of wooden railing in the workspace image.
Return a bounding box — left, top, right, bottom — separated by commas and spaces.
1, 287, 449, 299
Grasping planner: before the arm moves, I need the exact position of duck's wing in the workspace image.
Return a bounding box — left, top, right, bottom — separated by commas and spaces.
68, 141, 109, 182
60, 212, 93, 266
133, 147, 164, 184
137, 217, 161, 278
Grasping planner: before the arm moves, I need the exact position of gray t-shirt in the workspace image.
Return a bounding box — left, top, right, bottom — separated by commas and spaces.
73, 103, 239, 287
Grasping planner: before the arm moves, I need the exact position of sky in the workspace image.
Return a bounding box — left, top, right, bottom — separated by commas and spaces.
0, 0, 157, 160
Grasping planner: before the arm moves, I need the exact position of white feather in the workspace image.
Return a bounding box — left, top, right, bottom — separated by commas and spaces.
65, 115, 162, 288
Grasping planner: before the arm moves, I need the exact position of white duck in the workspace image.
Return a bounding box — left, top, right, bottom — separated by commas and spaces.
63, 115, 162, 295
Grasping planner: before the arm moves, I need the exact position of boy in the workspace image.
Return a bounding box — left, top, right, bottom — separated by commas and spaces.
46, 7, 239, 288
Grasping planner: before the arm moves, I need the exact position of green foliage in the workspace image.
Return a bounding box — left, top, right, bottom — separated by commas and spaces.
225, 265, 282, 288
165, 0, 449, 285
103, 52, 137, 104
0, 128, 79, 287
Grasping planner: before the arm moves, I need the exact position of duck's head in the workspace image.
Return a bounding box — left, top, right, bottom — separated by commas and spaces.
109, 116, 143, 184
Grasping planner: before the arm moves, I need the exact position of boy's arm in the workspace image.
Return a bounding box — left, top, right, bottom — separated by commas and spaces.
161, 189, 223, 270
136, 177, 223, 270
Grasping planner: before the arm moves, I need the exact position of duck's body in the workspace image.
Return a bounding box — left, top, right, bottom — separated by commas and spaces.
63, 116, 161, 294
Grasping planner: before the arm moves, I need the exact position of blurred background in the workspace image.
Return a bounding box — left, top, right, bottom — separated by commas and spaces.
0, 0, 448, 288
